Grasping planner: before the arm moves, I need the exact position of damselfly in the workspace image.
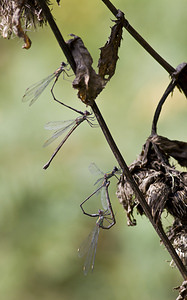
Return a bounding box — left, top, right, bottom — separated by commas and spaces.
78, 180, 115, 274
88, 163, 120, 210
89, 163, 120, 184
43, 110, 97, 169
22, 62, 78, 112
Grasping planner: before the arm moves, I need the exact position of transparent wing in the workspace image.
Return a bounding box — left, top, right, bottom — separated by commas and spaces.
89, 163, 105, 188
78, 227, 97, 258
44, 120, 74, 130
22, 72, 56, 106
78, 225, 100, 275
100, 185, 109, 211
89, 162, 104, 176
43, 120, 75, 147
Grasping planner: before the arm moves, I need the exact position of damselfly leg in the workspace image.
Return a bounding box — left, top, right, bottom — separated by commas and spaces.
50, 73, 84, 115
88, 163, 120, 210
80, 180, 116, 229
78, 168, 116, 275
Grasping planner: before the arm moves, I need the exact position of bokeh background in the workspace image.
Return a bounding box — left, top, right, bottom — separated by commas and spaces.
0, 0, 186, 299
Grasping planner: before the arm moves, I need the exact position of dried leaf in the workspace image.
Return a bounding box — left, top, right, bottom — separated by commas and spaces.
175, 281, 187, 300
98, 10, 124, 81
167, 221, 187, 269
151, 135, 187, 167
12, 6, 31, 49
67, 35, 105, 105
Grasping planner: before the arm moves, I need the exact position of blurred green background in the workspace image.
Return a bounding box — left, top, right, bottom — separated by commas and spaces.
0, 0, 186, 299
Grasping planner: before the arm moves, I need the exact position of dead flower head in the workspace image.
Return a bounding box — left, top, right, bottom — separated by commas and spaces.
116, 135, 187, 226
116, 134, 187, 272
0, 0, 51, 49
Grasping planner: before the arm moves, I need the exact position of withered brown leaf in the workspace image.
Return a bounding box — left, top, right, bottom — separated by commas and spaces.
167, 221, 187, 270
67, 35, 105, 105
12, 6, 31, 49
175, 281, 187, 300
98, 10, 124, 81
151, 135, 187, 168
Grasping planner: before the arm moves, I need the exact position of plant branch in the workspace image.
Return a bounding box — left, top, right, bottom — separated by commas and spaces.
38, 0, 187, 280
101, 0, 175, 74
151, 80, 177, 135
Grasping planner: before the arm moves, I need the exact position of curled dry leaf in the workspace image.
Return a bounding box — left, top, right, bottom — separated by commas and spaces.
12, 4, 31, 49
67, 35, 105, 105
151, 135, 187, 168
98, 10, 124, 81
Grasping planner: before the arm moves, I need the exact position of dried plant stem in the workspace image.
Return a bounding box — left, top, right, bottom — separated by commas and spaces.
101, 0, 175, 74
38, 0, 187, 279
151, 80, 177, 135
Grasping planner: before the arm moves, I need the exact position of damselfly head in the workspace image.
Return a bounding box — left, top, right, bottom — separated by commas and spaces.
98, 209, 104, 215
113, 166, 119, 173
84, 110, 92, 117
61, 62, 68, 68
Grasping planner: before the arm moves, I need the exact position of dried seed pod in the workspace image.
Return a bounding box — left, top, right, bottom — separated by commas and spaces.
167, 220, 187, 269
146, 181, 170, 223
117, 134, 187, 277
116, 180, 137, 226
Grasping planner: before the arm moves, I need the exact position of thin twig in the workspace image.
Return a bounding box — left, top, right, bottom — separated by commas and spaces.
38, 0, 187, 280
101, 0, 175, 74
151, 80, 177, 135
